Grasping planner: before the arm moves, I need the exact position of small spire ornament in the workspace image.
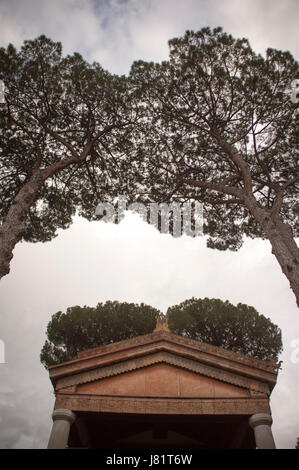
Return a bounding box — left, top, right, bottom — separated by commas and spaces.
154, 314, 170, 332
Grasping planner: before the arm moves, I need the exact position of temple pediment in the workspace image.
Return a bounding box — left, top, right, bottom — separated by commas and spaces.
49, 329, 278, 399
76, 363, 250, 398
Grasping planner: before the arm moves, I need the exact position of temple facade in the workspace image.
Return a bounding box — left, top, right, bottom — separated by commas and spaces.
47, 317, 279, 449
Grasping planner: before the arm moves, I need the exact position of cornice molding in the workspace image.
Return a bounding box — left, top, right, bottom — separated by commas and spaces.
74, 330, 277, 374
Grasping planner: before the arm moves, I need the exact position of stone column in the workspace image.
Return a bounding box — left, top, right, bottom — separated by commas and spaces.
249, 413, 276, 449
47, 408, 76, 449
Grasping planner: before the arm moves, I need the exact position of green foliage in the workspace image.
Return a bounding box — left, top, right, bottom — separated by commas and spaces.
40, 301, 160, 369
128, 26, 299, 250
41, 297, 282, 369
1, 30, 297, 255
0, 35, 136, 243
167, 297, 282, 361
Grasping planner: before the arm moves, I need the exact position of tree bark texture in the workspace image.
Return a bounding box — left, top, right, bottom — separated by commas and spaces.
245, 195, 299, 308
0, 170, 45, 279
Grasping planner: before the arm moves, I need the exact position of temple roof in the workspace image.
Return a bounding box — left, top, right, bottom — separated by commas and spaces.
49, 325, 279, 397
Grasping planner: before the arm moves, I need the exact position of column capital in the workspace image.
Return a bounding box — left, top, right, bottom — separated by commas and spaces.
52, 408, 76, 424
249, 413, 273, 429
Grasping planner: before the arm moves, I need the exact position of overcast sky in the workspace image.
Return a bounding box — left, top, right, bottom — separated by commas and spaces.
0, 0, 298, 449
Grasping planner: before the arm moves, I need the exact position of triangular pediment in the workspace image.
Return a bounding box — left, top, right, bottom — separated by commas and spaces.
76, 363, 250, 398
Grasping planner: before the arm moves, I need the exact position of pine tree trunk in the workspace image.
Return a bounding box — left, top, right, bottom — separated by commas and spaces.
245, 195, 299, 308
0, 170, 45, 279
262, 214, 299, 308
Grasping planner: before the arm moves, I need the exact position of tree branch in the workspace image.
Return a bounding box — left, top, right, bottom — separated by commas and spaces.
271, 176, 299, 214
42, 125, 115, 180
212, 130, 253, 194
182, 177, 245, 199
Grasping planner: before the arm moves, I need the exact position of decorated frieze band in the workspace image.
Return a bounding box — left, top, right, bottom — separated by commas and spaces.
54, 393, 271, 416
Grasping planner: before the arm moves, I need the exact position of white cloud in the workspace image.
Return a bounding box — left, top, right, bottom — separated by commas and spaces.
210, 0, 299, 59
0, 0, 297, 76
